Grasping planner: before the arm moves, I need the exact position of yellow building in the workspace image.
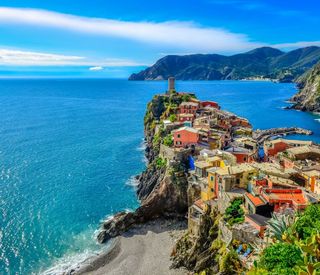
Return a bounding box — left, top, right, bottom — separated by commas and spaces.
200, 157, 228, 201
302, 170, 320, 194
204, 164, 257, 201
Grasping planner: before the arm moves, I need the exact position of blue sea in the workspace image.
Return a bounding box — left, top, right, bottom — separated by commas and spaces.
0, 79, 319, 275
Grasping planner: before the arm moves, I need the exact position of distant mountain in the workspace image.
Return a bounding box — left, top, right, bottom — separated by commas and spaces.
291, 61, 320, 112
129, 46, 320, 82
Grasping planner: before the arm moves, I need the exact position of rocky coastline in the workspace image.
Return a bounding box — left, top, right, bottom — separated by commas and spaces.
289, 62, 320, 112
97, 92, 191, 244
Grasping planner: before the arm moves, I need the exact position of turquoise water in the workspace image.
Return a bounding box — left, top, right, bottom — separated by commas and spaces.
0, 79, 319, 274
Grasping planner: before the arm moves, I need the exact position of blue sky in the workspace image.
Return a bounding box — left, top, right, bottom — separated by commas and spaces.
0, 0, 319, 78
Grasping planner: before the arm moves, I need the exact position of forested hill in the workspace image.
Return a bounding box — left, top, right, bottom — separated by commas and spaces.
129, 46, 320, 82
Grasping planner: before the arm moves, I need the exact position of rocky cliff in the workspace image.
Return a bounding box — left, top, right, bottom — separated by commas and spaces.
97, 92, 191, 243
291, 62, 320, 112
129, 46, 320, 82
171, 205, 244, 274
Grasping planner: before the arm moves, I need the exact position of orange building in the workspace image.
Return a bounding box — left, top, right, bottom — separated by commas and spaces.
172, 126, 199, 148
261, 188, 308, 211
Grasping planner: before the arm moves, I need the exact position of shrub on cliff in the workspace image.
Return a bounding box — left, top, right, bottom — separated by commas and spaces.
168, 114, 177, 122
163, 134, 173, 147
155, 157, 167, 168
219, 249, 243, 275
224, 198, 244, 226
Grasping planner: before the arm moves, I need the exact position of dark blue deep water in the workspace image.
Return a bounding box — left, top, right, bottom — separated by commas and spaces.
0, 79, 319, 274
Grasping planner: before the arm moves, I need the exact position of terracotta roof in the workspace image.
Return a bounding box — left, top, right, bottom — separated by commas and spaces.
263, 189, 308, 206
245, 193, 265, 207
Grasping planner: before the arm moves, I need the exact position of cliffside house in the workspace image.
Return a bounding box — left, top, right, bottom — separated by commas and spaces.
246, 176, 311, 214
264, 139, 313, 160
244, 214, 270, 237
301, 169, 320, 194
279, 145, 320, 169
172, 126, 199, 148
225, 146, 255, 163
179, 101, 199, 115
188, 199, 206, 237
177, 113, 194, 123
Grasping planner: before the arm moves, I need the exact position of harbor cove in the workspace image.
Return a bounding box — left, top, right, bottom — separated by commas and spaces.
0, 79, 319, 274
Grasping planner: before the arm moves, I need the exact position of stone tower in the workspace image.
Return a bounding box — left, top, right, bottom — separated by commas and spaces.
168, 77, 175, 93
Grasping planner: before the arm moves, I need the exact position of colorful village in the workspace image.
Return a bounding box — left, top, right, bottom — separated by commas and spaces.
155, 78, 320, 269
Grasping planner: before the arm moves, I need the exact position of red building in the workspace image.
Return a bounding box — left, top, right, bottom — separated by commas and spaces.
172, 126, 199, 148
264, 139, 288, 158
200, 101, 220, 109
225, 146, 254, 163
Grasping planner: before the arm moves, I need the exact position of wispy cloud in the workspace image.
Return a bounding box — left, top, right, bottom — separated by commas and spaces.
89, 66, 104, 71
0, 7, 261, 53
0, 48, 146, 66
0, 49, 83, 65
274, 41, 320, 49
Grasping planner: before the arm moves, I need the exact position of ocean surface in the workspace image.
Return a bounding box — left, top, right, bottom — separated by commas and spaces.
0, 79, 319, 275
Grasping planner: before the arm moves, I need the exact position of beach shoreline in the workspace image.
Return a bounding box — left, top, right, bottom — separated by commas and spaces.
73, 219, 187, 275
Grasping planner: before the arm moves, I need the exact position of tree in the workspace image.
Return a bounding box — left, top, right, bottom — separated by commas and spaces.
163, 134, 173, 147
168, 114, 177, 123
259, 242, 302, 274
294, 204, 320, 240
224, 198, 244, 226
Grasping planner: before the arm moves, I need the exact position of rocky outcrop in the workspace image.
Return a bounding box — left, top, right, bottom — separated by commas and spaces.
291, 62, 320, 112
97, 93, 191, 243
171, 206, 219, 272
171, 206, 244, 274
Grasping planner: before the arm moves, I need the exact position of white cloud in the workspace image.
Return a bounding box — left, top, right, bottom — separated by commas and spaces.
0, 7, 261, 52
0, 49, 84, 65
274, 41, 320, 49
89, 66, 104, 71
0, 48, 147, 66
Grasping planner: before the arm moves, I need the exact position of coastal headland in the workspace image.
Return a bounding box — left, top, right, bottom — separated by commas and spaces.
87, 78, 319, 274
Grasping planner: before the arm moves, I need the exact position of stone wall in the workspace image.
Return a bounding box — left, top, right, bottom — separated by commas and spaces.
219, 220, 264, 247
160, 144, 192, 161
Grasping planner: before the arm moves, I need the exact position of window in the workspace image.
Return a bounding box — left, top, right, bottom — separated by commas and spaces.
210, 176, 214, 181
177, 134, 181, 138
